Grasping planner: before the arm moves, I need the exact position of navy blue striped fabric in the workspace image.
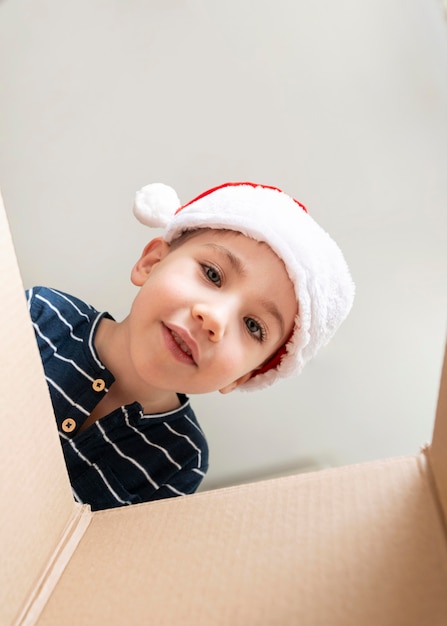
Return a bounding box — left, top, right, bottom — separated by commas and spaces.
26, 286, 208, 511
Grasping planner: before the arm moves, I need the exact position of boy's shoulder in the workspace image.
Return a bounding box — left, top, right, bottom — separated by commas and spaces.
26, 286, 115, 385
26, 286, 110, 352
27, 286, 99, 320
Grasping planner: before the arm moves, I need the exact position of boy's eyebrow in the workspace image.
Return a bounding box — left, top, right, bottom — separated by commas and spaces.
200, 243, 286, 337
201, 243, 246, 276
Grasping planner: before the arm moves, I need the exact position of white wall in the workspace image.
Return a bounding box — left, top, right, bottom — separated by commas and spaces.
1, 0, 446, 490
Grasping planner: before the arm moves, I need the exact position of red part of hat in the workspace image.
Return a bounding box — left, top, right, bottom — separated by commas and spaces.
176, 181, 308, 214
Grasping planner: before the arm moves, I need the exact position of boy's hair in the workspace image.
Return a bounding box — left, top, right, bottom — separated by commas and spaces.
133, 181, 355, 391
167, 227, 212, 251
168, 226, 246, 252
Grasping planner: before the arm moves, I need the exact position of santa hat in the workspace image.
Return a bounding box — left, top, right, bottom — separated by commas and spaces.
133, 181, 355, 391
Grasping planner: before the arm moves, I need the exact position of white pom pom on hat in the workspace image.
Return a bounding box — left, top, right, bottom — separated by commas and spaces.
134, 183, 181, 228
133, 181, 355, 391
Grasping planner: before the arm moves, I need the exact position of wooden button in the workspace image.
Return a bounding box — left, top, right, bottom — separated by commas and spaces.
62, 418, 76, 433
92, 378, 106, 392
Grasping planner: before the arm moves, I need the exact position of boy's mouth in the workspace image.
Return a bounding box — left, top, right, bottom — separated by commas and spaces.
163, 324, 198, 365
171, 330, 192, 357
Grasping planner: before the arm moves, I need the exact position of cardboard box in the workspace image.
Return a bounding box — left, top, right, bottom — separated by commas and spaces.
1, 191, 447, 626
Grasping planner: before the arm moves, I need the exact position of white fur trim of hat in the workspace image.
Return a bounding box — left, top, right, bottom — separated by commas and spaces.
133, 181, 355, 391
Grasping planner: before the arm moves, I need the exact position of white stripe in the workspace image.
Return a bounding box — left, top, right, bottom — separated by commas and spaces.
32, 321, 59, 352
185, 414, 205, 436
88, 314, 106, 370
47, 377, 90, 416
163, 484, 187, 496
164, 423, 202, 467
36, 293, 83, 342
96, 422, 159, 490
33, 322, 101, 386
72, 487, 83, 503
50, 288, 92, 320
141, 397, 191, 419
66, 438, 131, 505
192, 468, 206, 477
122, 407, 182, 470
26, 287, 34, 309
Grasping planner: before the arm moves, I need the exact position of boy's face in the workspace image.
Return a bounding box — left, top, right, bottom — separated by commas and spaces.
128, 230, 297, 394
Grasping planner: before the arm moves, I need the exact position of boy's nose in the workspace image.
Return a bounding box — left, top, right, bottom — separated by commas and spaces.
192, 303, 227, 342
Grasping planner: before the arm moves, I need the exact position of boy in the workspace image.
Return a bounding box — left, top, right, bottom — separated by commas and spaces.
27, 181, 355, 511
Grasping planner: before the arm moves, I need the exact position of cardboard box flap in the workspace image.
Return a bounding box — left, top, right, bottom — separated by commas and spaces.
428, 341, 447, 529
0, 195, 83, 626
37, 455, 447, 626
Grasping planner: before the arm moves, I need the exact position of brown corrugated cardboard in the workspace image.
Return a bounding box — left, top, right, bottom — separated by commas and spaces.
1, 191, 447, 626
0, 193, 87, 626
38, 456, 447, 626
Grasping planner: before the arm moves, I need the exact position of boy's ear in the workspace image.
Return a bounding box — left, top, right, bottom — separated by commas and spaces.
131, 237, 170, 286
218, 371, 255, 395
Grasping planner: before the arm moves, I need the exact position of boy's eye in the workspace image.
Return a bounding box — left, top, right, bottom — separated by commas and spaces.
202, 264, 222, 286
244, 317, 266, 342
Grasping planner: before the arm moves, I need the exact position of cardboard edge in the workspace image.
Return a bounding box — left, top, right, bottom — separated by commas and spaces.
426, 340, 447, 535
15, 504, 92, 626
422, 444, 447, 538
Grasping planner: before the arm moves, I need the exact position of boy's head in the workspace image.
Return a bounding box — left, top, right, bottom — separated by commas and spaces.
130, 228, 297, 395
133, 181, 355, 391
